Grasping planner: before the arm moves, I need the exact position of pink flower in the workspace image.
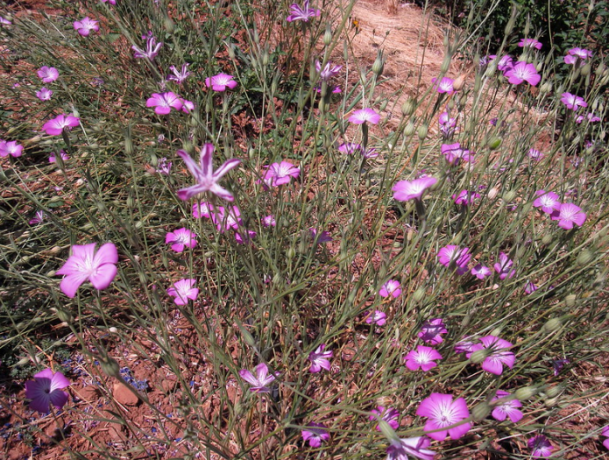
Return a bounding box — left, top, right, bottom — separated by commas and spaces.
493, 252, 515, 280
73, 17, 99, 36
36, 87, 53, 101
491, 390, 523, 423
176, 143, 241, 202
453, 190, 480, 206
37, 66, 59, 83
301, 423, 329, 448
132, 35, 162, 60
239, 363, 276, 393
438, 245, 471, 275
0, 140, 23, 158
192, 201, 214, 219
261, 161, 300, 187
528, 148, 544, 161
0, 15, 12, 25
316, 60, 342, 81
533, 190, 561, 214
168, 63, 191, 84
561, 92, 587, 111
416, 393, 471, 441
262, 215, 276, 227
286, 1, 321, 22
211, 206, 242, 232
439, 111, 457, 136
181, 99, 195, 113
25, 369, 70, 414
454, 337, 476, 354
349, 108, 381, 124
432, 77, 455, 94
551, 358, 569, 376
167, 278, 199, 305
165, 228, 197, 252
441, 142, 473, 164
101, 0, 117, 4
392, 177, 437, 202
564, 47, 592, 64
310, 227, 333, 243
471, 264, 491, 280
42, 114, 80, 135
575, 112, 601, 123
204, 73, 238, 92
146, 92, 183, 115
156, 157, 172, 175
528, 435, 553, 458
309, 344, 332, 373
338, 142, 362, 155
601, 426, 609, 450
369, 406, 399, 431
386, 437, 435, 460
55, 242, 118, 298
470, 335, 515, 375
491, 55, 514, 71
49, 150, 69, 163
518, 38, 542, 50
524, 281, 538, 295
29, 210, 46, 225
365, 310, 387, 326
405, 345, 443, 371
379, 279, 401, 298
551, 203, 586, 229
418, 318, 447, 345
504, 61, 541, 86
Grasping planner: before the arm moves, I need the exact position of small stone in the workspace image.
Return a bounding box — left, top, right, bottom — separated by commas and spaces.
113, 382, 139, 406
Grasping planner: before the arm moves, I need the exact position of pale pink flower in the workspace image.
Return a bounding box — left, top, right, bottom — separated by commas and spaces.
101, 0, 117, 4
471, 264, 491, 280
286, 1, 321, 22
379, 279, 401, 298
418, 318, 447, 345
405, 345, 443, 371
504, 61, 541, 86
0, 140, 23, 158
49, 150, 69, 163
491, 390, 523, 423
132, 35, 162, 60
528, 148, 544, 161
490, 54, 514, 71
192, 201, 214, 219
438, 245, 471, 275
533, 190, 561, 214
36, 87, 53, 101
0, 15, 12, 25
369, 406, 399, 431
524, 281, 538, 295
156, 157, 172, 175
181, 99, 195, 113
56, 242, 118, 298
564, 47, 592, 64
453, 190, 480, 206
493, 252, 515, 280
365, 310, 387, 326
316, 60, 342, 81
262, 215, 276, 227
386, 437, 435, 460
146, 92, 183, 115
575, 112, 601, 123
261, 161, 300, 187
301, 423, 329, 447
168, 63, 191, 84
442, 142, 473, 165
561, 92, 587, 111
454, 337, 476, 354
528, 435, 553, 458
42, 114, 80, 135
167, 278, 199, 305
211, 206, 242, 232
338, 142, 362, 155
37, 66, 59, 83
349, 108, 380, 124
518, 38, 542, 50
392, 177, 437, 202
309, 344, 332, 373
470, 335, 515, 375
239, 363, 276, 393
310, 228, 333, 243
416, 393, 471, 441
439, 111, 457, 136
73, 17, 99, 36
601, 426, 609, 450
205, 73, 238, 92
551, 203, 586, 229
29, 210, 46, 225
25, 369, 70, 414
165, 228, 197, 252
432, 77, 454, 94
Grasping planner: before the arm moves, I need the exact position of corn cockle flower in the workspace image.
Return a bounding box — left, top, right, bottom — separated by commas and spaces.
438, 245, 471, 275
470, 335, 515, 375
533, 190, 561, 214
439, 111, 457, 136
491, 390, 523, 423
518, 38, 542, 49
49, 151, 69, 163
405, 345, 443, 371
310, 227, 333, 243
551, 358, 569, 376
316, 60, 342, 81
308, 344, 332, 373
551, 203, 586, 229
36, 87, 53, 101
453, 190, 480, 206
210, 206, 242, 232
168, 63, 191, 84
349, 108, 380, 124
370, 406, 400, 431
286, 1, 321, 22
338, 142, 362, 154
0, 140, 23, 158
576, 112, 602, 123
524, 281, 538, 295
504, 61, 541, 86
386, 437, 436, 460
471, 264, 491, 279
454, 337, 476, 354
56, 242, 118, 298
418, 318, 447, 345
302, 423, 329, 447
239, 363, 276, 393
601, 426, 609, 450
101, 0, 116, 4
42, 114, 80, 135
261, 161, 300, 187
494, 252, 515, 280
25, 369, 70, 414
29, 210, 46, 225
73, 17, 99, 36
416, 393, 471, 441
528, 148, 544, 161
442, 142, 473, 165
146, 92, 183, 115
156, 157, 172, 175
490, 54, 514, 71
132, 35, 162, 60
205, 73, 237, 92
167, 278, 199, 305
392, 177, 437, 202
262, 215, 276, 227
564, 47, 592, 65
0, 15, 11, 25
379, 279, 401, 298
176, 144, 241, 202
365, 310, 387, 326
432, 77, 455, 94
561, 92, 587, 111
165, 228, 197, 252
528, 435, 553, 458
37, 66, 59, 83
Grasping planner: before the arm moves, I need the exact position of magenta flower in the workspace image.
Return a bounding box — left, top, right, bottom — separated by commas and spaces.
454, 337, 476, 355
470, 335, 515, 375
301, 423, 329, 448
192, 202, 213, 219
49, 150, 69, 163
386, 437, 435, 460
524, 281, 538, 295
491, 390, 523, 423
453, 190, 480, 206
73, 17, 99, 36
36, 87, 53, 101
286, 1, 321, 22
205, 73, 238, 92
493, 252, 515, 280
42, 114, 80, 135
518, 38, 542, 50
438, 245, 471, 275
29, 210, 46, 225
379, 279, 401, 298
601, 426, 609, 450
310, 227, 333, 243
132, 35, 162, 60
0, 15, 12, 25
441, 142, 473, 165
37, 66, 59, 83
392, 177, 437, 202
491, 54, 514, 71
56, 242, 118, 298
25, 369, 70, 414
316, 60, 342, 81
156, 157, 172, 175
533, 190, 561, 214
181, 99, 195, 113
0, 140, 23, 158
439, 111, 457, 136
349, 108, 381, 125
176, 143, 241, 202
369, 406, 400, 431
416, 393, 471, 441
101, 0, 116, 4
471, 264, 491, 280
261, 215, 276, 227
405, 345, 443, 371
338, 142, 362, 155
528, 435, 553, 458
504, 61, 541, 86
551, 358, 569, 376
308, 344, 332, 373
528, 148, 544, 161
168, 63, 191, 84
261, 161, 300, 187
167, 278, 199, 305
576, 112, 601, 123
551, 203, 586, 229
365, 310, 387, 326
211, 206, 242, 232
239, 363, 276, 393
432, 77, 455, 94
165, 228, 197, 252
561, 92, 587, 111
146, 92, 183, 115
418, 318, 447, 345
564, 47, 592, 64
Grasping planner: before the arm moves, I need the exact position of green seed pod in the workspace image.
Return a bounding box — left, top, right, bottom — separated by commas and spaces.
542, 234, 552, 245
401, 98, 416, 116
239, 325, 256, 347
503, 190, 516, 202
287, 247, 296, 259
404, 121, 415, 137
262, 49, 269, 66
540, 81, 552, 93
379, 99, 388, 112
544, 396, 560, 407
565, 294, 576, 307
323, 23, 332, 46
543, 317, 562, 333
484, 62, 497, 78
545, 384, 564, 398
447, 98, 456, 110
440, 54, 451, 73
470, 349, 489, 364
378, 420, 400, 443
417, 124, 428, 140
55, 308, 73, 324
515, 386, 537, 400
581, 63, 591, 76
100, 356, 121, 378
461, 314, 471, 327
124, 136, 134, 156
372, 52, 384, 77
472, 402, 491, 421
149, 153, 158, 167
412, 287, 426, 302
487, 137, 502, 150
138, 272, 147, 285
595, 62, 605, 76
577, 249, 593, 266
227, 44, 236, 59
490, 327, 502, 337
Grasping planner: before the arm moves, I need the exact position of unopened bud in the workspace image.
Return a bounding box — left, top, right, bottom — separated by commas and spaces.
452, 74, 466, 91
55, 308, 73, 323
372, 52, 384, 77
440, 55, 451, 73
472, 402, 491, 421
287, 247, 296, 259
323, 24, 332, 46
488, 137, 502, 150
565, 294, 576, 307
470, 349, 489, 364
239, 325, 256, 347
378, 420, 400, 442
227, 44, 235, 59
540, 81, 552, 93
543, 317, 562, 333
412, 287, 426, 302
401, 98, 416, 116
542, 234, 552, 245
581, 63, 591, 76
544, 396, 560, 407
262, 50, 269, 66
417, 124, 428, 140
545, 385, 564, 398
488, 187, 499, 200
100, 356, 121, 378
577, 249, 593, 265
515, 386, 537, 400
503, 190, 516, 202
404, 121, 415, 136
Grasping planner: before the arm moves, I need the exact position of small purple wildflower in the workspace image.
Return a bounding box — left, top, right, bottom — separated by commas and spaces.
386, 437, 435, 460
432, 77, 455, 94
518, 38, 542, 50
0, 140, 23, 158
551, 203, 586, 229
36, 87, 53, 101
392, 177, 437, 202
73, 17, 99, 36
49, 151, 69, 163
533, 190, 561, 214
491, 390, 523, 423
438, 245, 471, 275
261, 161, 300, 187
239, 363, 276, 393
286, 1, 321, 22
167, 279, 199, 305
165, 228, 197, 253
365, 310, 387, 326
493, 252, 516, 280
369, 406, 399, 431
42, 114, 80, 135
205, 73, 238, 92
561, 92, 587, 111
316, 60, 341, 81
168, 63, 191, 84
416, 393, 471, 441
470, 335, 515, 375
453, 190, 480, 206
146, 92, 183, 115
379, 279, 401, 298
349, 108, 380, 125
133, 35, 162, 60
504, 61, 541, 86
418, 318, 447, 345
528, 435, 553, 458
404, 345, 443, 372
301, 423, 329, 448
471, 264, 492, 280
308, 344, 332, 373
37, 66, 59, 83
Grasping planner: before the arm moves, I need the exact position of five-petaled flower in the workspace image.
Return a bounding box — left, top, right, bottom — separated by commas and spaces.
518, 38, 542, 50
25, 369, 70, 414
37, 66, 59, 83
416, 393, 472, 441
316, 60, 342, 81
167, 278, 199, 305
442, 142, 473, 165
405, 345, 443, 372
561, 92, 587, 111
471, 264, 492, 280
491, 390, 523, 423
432, 77, 455, 94
133, 35, 162, 60
504, 61, 541, 86
56, 242, 118, 298
386, 437, 436, 460
42, 114, 80, 135
286, 1, 321, 22
533, 190, 561, 215
261, 161, 300, 187
370, 406, 400, 431
146, 92, 183, 115
176, 143, 241, 202
349, 108, 380, 125
365, 310, 387, 326
418, 318, 447, 345
36, 87, 53, 101
438, 245, 471, 275
301, 423, 330, 448
379, 279, 401, 298
551, 203, 586, 229
49, 150, 69, 163
168, 63, 191, 84
73, 17, 99, 36
205, 73, 238, 92
308, 344, 332, 373
29, 210, 46, 225
564, 47, 592, 65
165, 228, 197, 253
493, 252, 516, 280
528, 435, 553, 458
239, 363, 276, 393
0, 140, 23, 158
453, 190, 480, 206
392, 177, 437, 202
601, 426, 609, 450
470, 335, 515, 375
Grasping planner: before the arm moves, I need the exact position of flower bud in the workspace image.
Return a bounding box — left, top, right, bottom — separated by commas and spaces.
595, 62, 605, 76
323, 23, 332, 45
401, 98, 416, 116
372, 52, 384, 77
503, 190, 516, 202
487, 137, 502, 150
577, 249, 593, 266
239, 325, 256, 347
100, 356, 121, 378
403, 121, 415, 136
227, 44, 236, 59
472, 402, 491, 421
544, 396, 560, 407
542, 234, 552, 245
540, 81, 552, 93
412, 287, 426, 302
378, 420, 400, 443
545, 384, 564, 398
543, 317, 562, 333
484, 62, 497, 78
262, 50, 269, 66
164, 17, 175, 33
515, 386, 537, 400
461, 314, 471, 327
490, 327, 502, 337
440, 54, 451, 73
287, 247, 296, 259
581, 63, 591, 76
453, 74, 466, 91
565, 294, 576, 307
470, 349, 489, 364
417, 124, 428, 140
55, 308, 73, 323
488, 186, 499, 200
